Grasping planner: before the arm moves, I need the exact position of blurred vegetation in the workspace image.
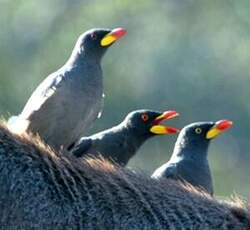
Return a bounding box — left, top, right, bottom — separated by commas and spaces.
0, 0, 249, 198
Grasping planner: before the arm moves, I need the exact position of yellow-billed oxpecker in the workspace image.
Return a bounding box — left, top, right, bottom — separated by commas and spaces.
8, 28, 126, 151
152, 120, 233, 195
70, 110, 179, 166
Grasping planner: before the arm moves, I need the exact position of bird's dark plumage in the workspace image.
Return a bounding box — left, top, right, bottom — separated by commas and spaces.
70, 110, 179, 166
152, 120, 233, 195
8, 28, 126, 151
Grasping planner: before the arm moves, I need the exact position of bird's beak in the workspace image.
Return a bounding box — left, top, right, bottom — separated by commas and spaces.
206, 119, 233, 139
101, 27, 127, 46
150, 111, 180, 135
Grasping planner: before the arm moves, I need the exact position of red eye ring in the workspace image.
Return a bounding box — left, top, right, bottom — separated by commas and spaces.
91, 33, 97, 40
141, 113, 149, 122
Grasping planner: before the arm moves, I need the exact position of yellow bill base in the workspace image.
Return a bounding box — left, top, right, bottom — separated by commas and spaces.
154, 114, 166, 121
101, 35, 116, 46
206, 128, 221, 139
150, 125, 168, 134
154, 112, 179, 122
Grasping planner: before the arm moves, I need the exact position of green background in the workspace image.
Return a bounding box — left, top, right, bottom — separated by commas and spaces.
0, 0, 249, 199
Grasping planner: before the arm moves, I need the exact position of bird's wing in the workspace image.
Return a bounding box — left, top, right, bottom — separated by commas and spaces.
163, 163, 178, 179
97, 93, 105, 119
8, 72, 65, 134
151, 162, 178, 179
71, 137, 93, 158
20, 72, 65, 120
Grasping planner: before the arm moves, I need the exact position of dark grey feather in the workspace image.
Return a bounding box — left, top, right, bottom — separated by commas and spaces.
8, 28, 118, 151
70, 110, 167, 166
152, 122, 216, 195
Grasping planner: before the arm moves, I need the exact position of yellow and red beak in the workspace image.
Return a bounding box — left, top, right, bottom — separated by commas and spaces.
101, 27, 127, 46
206, 119, 233, 139
150, 111, 180, 135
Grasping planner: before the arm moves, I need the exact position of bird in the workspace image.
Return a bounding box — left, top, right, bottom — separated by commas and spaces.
151, 119, 233, 195
69, 110, 179, 166
8, 27, 126, 151
0, 121, 249, 229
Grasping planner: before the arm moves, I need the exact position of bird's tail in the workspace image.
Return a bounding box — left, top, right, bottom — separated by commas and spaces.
7, 115, 30, 134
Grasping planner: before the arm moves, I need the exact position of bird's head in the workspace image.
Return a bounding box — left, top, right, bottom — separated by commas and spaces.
123, 110, 179, 138
175, 120, 233, 152
74, 27, 126, 59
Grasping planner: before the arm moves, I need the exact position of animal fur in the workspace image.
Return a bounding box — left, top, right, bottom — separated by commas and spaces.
0, 123, 249, 229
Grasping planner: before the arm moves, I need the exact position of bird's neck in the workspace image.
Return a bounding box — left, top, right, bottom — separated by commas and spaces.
117, 125, 150, 154
66, 47, 101, 67
171, 141, 209, 163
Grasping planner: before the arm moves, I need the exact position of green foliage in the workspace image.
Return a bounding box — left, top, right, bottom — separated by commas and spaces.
0, 0, 249, 198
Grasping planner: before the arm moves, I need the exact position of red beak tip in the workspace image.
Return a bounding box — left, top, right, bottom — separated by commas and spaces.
216, 119, 233, 130
164, 110, 179, 119
112, 28, 127, 38
167, 127, 180, 134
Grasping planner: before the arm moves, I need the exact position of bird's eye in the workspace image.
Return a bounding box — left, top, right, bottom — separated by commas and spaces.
195, 128, 202, 134
141, 113, 149, 122
91, 33, 97, 40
